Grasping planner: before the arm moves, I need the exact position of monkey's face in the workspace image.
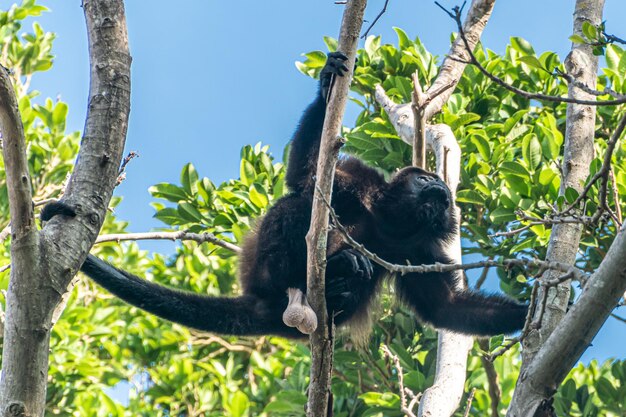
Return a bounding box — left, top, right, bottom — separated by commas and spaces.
375, 167, 454, 240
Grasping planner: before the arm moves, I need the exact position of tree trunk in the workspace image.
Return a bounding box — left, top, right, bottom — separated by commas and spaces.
0, 1, 131, 415
305, 1, 366, 416
507, 0, 606, 415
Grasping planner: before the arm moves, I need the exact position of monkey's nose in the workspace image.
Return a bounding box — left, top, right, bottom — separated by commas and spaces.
422, 185, 450, 208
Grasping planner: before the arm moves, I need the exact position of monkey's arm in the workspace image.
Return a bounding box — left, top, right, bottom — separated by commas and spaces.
285, 52, 348, 192
397, 271, 528, 336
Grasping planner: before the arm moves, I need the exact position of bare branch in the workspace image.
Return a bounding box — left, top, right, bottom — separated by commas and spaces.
462, 388, 476, 417
477, 339, 501, 417
0, 66, 36, 240
381, 345, 421, 417
361, 0, 389, 39
603, 30, 626, 46
411, 71, 427, 169
305, 1, 366, 415
508, 1, 608, 414
440, 4, 626, 106
424, 0, 496, 120
0, 2, 132, 413
560, 113, 626, 222
95, 230, 241, 253
0, 49, 42, 413
116, 150, 139, 185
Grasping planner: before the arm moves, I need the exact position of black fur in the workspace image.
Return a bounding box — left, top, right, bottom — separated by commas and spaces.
42, 52, 528, 338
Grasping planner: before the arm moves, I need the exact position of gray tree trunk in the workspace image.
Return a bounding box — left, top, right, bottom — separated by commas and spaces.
507, 0, 606, 415
305, 1, 366, 416
0, 1, 131, 415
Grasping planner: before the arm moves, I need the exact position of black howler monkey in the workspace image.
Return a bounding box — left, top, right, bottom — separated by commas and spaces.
41, 52, 528, 338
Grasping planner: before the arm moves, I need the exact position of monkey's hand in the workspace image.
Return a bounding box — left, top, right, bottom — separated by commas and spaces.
282, 288, 318, 335
320, 51, 349, 102
325, 249, 373, 312
326, 249, 373, 282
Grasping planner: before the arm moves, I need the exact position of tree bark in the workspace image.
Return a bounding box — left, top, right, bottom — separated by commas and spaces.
507, 0, 606, 415
0, 1, 131, 415
305, 1, 366, 416
0, 55, 43, 417
424, 0, 496, 120
374, 3, 497, 415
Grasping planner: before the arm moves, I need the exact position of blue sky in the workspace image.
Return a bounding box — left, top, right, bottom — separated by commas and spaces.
25, 1, 626, 363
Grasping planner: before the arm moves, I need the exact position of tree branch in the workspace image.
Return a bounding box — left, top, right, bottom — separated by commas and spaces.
424, 0, 496, 120
95, 230, 241, 253
441, 2, 625, 106
0, 59, 42, 413
507, 1, 607, 415
0, 1, 132, 414
305, 1, 366, 416
0, 67, 36, 240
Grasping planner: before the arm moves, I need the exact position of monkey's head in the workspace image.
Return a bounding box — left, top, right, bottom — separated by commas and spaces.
373, 167, 455, 241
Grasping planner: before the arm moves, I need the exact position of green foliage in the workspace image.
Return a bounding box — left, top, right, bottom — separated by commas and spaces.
2, 2, 626, 415
149, 143, 285, 244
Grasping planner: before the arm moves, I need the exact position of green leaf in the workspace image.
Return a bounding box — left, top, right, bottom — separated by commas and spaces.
510, 37, 535, 55
154, 207, 185, 225
489, 207, 517, 224
595, 377, 618, 403
471, 134, 491, 160
178, 202, 204, 223
240, 159, 255, 186
394, 27, 411, 50
582, 21, 598, 41
522, 134, 542, 170
456, 189, 486, 205
323, 36, 338, 52
149, 183, 189, 202
227, 391, 250, 417
180, 163, 198, 195
489, 335, 504, 351
569, 34, 586, 45
500, 161, 531, 178
606, 45, 621, 72
564, 187, 579, 204
249, 183, 269, 208
518, 55, 545, 71
538, 167, 557, 186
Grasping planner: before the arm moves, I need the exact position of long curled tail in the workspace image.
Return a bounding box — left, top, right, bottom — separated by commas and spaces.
81, 255, 300, 338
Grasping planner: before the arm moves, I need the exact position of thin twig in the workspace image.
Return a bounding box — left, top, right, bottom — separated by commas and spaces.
477, 339, 501, 417
316, 186, 589, 282
610, 167, 622, 224
462, 388, 476, 417
610, 313, 626, 324
440, 4, 626, 106
562, 113, 626, 218
485, 281, 539, 361
474, 260, 492, 289
381, 345, 420, 417
95, 230, 241, 253
361, 0, 389, 39
116, 150, 139, 185
603, 31, 626, 46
